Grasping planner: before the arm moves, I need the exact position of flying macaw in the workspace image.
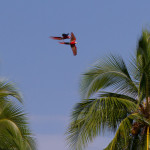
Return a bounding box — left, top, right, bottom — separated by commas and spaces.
50, 33, 70, 40
59, 32, 77, 56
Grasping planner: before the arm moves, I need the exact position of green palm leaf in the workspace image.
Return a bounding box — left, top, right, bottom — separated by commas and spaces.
105, 113, 150, 150
81, 55, 138, 99
0, 81, 22, 103
0, 98, 36, 149
67, 97, 137, 150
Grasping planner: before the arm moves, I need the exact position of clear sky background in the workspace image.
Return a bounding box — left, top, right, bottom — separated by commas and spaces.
0, 1, 150, 150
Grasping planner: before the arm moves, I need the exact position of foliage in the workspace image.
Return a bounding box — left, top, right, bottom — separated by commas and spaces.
66, 30, 150, 150
0, 81, 36, 150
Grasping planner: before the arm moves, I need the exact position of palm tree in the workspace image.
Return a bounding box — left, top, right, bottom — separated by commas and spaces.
66, 30, 150, 150
0, 81, 36, 150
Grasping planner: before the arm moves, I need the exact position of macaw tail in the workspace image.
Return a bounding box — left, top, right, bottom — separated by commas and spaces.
59, 42, 70, 45
50, 36, 62, 40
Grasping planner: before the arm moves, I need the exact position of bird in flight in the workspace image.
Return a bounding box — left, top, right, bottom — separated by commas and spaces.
59, 32, 77, 56
50, 33, 70, 40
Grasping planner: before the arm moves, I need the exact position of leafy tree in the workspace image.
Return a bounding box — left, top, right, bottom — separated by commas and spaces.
67, 31, 150, 150
0, 81, 36, 150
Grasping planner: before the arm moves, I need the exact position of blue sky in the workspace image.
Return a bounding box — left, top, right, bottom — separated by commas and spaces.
0, 1, 150, 150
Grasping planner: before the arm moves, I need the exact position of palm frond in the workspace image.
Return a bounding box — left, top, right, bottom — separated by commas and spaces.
105, 112, 150, 150
66, 97, 137, 150
99, 91, 137, 103
0, 128, 36, 150
0, 81, 22, 103
104, 115, 132, 150
80, 55, 138, 99
0, 101, 36, 150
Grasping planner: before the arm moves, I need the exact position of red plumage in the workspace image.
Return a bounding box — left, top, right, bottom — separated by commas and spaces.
58, 32, 77, 56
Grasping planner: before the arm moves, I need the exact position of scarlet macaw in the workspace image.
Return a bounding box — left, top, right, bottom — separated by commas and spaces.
59, 32, 77, 56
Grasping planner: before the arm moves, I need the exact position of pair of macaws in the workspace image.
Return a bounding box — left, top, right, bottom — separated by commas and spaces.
50, 32, 77, 56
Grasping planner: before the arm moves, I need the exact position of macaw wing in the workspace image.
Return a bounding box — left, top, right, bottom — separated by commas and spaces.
70, 32, 76, 42
71, 44, 77, 56
50, 36, 62, 40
